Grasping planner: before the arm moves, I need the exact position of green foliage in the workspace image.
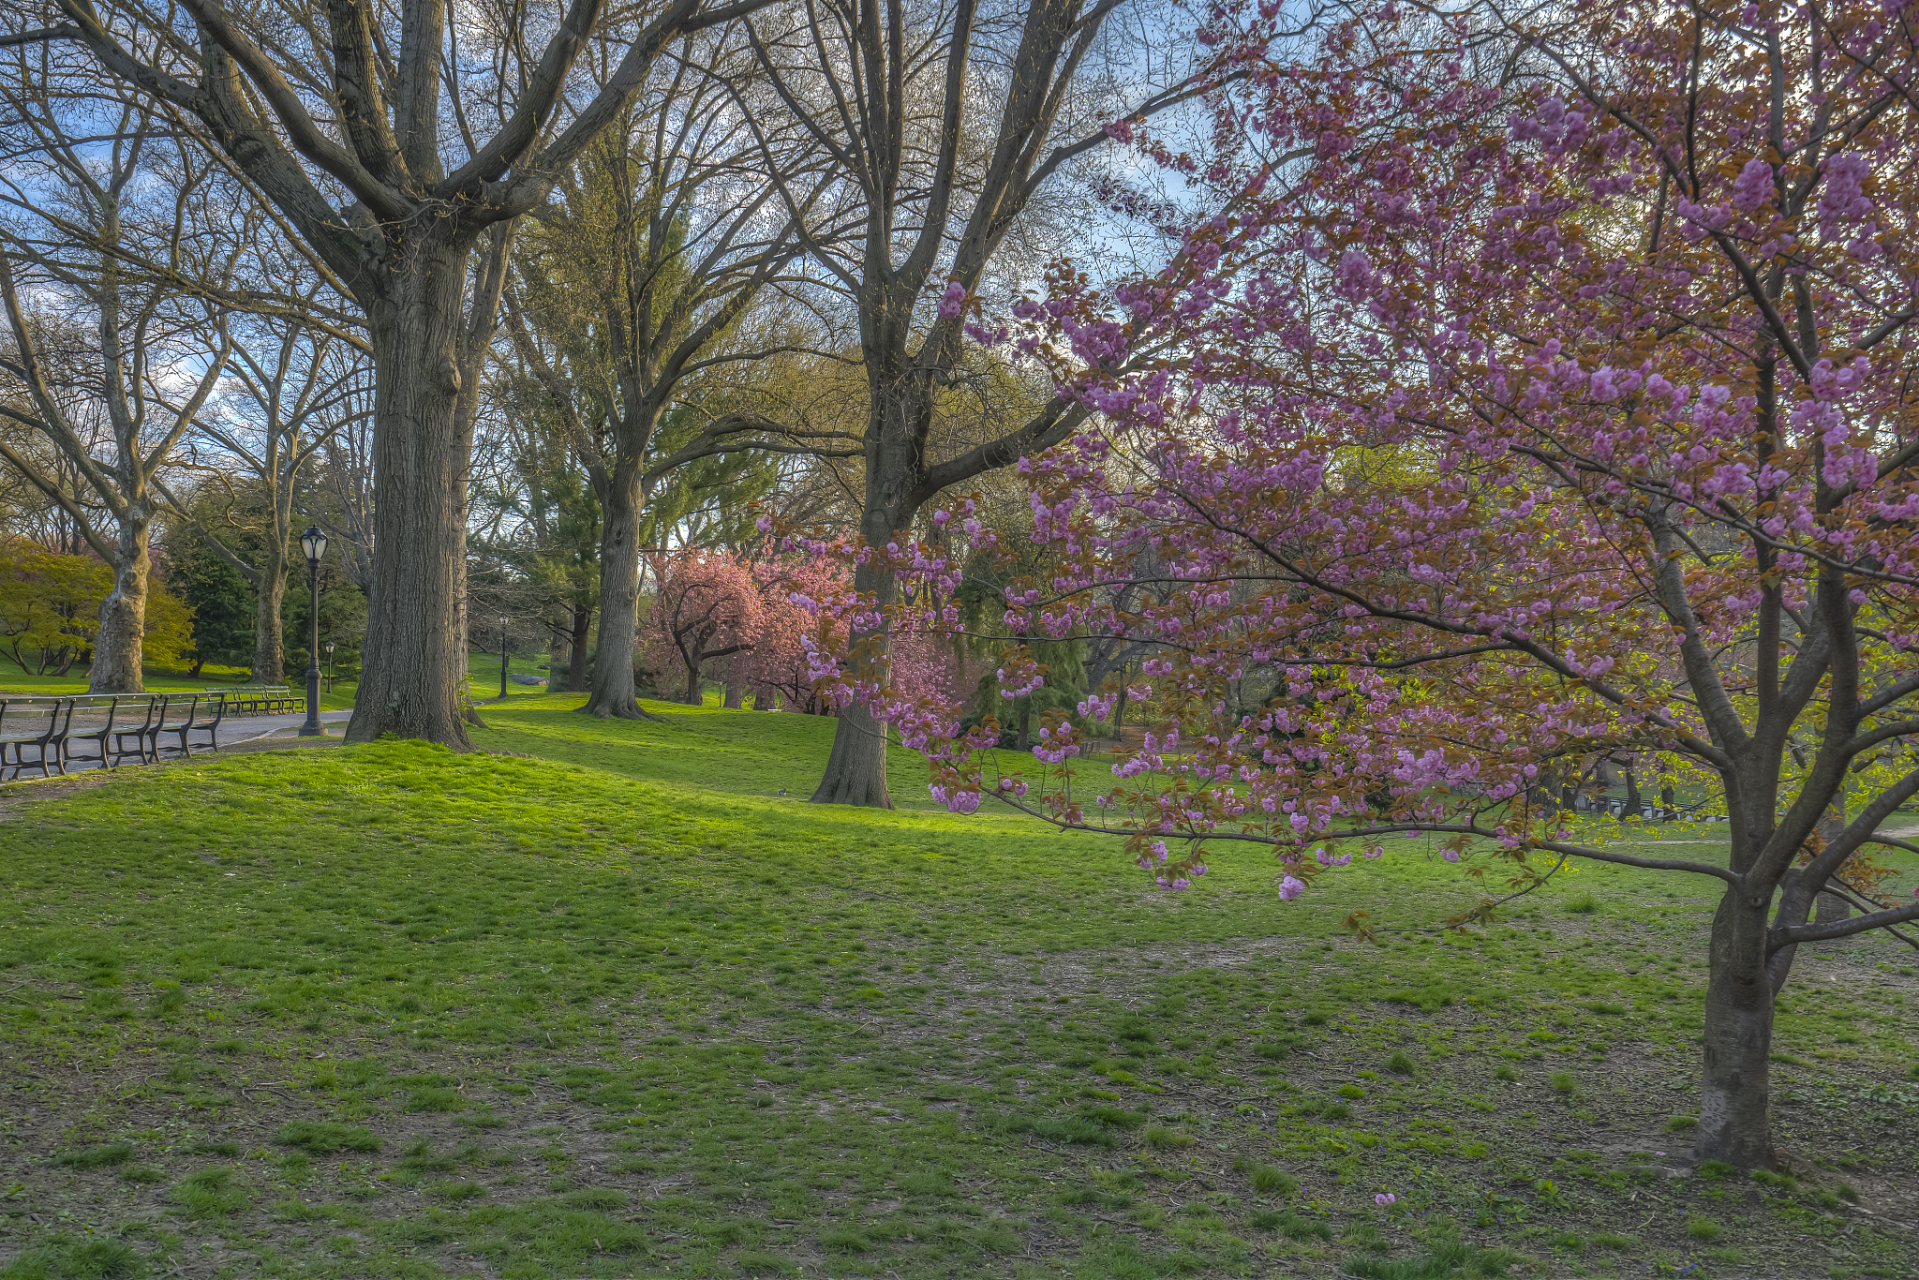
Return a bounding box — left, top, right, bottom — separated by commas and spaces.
166, 531, 255, 670
1386, 1050, 1417, 1076
0, 540, 193, 674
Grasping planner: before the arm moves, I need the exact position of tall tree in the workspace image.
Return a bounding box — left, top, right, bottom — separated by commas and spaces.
747, 0, 1268, 806
12, 0, 771, 744
505, 34, 839, 721
0, 89, 234, 692
850, 0, 1919, 1170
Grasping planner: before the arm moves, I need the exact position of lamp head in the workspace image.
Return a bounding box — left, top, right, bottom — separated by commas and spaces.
299, 525, 328, 565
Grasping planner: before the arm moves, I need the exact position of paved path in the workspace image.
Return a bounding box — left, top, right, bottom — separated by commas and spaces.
218, 709, 355, 744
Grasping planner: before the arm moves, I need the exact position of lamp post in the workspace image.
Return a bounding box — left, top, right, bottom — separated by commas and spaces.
323, 640, 336, 693
299, 526, 327, 736
499, 612, 510, 700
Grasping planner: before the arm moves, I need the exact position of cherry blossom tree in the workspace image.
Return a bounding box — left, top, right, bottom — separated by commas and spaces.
801, 0, 1919, 1170
640, 549, 762, 704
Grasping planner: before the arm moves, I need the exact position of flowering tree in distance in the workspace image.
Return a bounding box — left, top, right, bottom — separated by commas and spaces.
806, 0, 1919, 1170
640, 550, 762, 705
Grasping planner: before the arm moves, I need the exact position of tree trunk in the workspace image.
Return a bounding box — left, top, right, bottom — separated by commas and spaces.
1662, 783, 1677, 821
724, 672, 745, 708
345, 232, 481, 748
1694, 886, 1777, 1168
254, 558, 287, 683
684, 661, 704, 705
550, 619, 571, 690
581, 458, 660, 720
812, 553, 897, 808
568, 605, 591, 692
1623, 766, 1641, 821
752, 682, 775, 709
90, 510, 151, 693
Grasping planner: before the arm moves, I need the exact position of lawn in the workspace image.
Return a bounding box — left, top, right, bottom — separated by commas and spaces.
1, 695, 1915, 1279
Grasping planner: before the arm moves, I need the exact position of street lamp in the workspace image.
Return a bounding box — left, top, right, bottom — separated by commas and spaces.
498, 612, 510, 700
323, 640, 336, 693
299, 526, 327, 736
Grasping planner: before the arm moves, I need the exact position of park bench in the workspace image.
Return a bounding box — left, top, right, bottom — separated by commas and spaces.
0, 692, 233, 779
0, 697, 78, 780
208, 684, 299, 714
158, 693, 228, 757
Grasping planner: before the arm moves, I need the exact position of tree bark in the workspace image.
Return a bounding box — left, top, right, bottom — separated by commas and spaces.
724, 672, 745, 707
567, 605, 591, 692
1623, 765, 1641, 821
1694, 886, 1777, 1169
550, 618, 572, 689
90, 510, 151, 693
581, 458, 661, 720
684, 664, 704, 705
812, 548, 900, 807
253, 553, 287, 682
345, 231, 481, 748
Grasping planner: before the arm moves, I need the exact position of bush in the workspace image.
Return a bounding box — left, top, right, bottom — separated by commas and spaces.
1386, 1051, 1417, 1076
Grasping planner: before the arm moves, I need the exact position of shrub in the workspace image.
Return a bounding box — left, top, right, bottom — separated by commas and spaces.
1386, 1051, 1417, 1076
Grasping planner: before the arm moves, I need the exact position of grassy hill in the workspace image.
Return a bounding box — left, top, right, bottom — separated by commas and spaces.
0, 695, 1913, 1278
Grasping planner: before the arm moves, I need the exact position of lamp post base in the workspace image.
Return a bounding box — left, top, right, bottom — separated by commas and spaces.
300, 665, 324, 736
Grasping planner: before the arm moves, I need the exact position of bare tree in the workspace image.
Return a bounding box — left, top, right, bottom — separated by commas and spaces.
169, 300, 369, 681
504, 26, 849, 720
745, 0, 1252, 805
0, 88, 234, 691
11, 0, 774, 745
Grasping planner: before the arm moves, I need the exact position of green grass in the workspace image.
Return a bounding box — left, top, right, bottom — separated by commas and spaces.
0, 692, 1915, 1277
0, 660, 357, 710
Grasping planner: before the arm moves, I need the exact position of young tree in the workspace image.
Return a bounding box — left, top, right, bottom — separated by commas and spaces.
0, 90, 234, 692
14, 0, 773, 744
815, 0, 1919, 1170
